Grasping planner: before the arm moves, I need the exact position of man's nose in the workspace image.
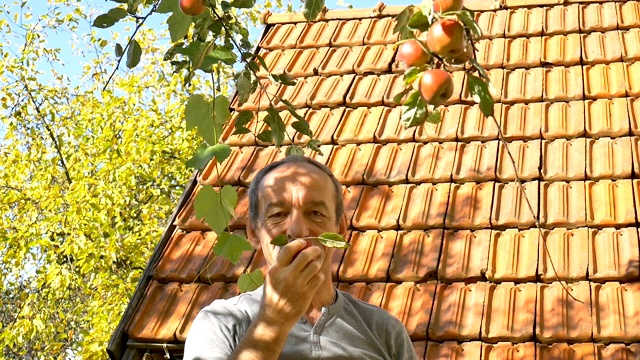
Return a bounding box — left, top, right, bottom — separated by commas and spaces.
286, 211, 310, 239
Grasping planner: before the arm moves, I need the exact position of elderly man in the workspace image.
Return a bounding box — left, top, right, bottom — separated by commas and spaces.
184, 156, 416, 360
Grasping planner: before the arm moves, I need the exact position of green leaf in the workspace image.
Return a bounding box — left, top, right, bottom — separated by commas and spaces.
107, 7, 128, 20
205, 47, 237, 66
156, 0, 174, 13
291, 120, 312, 138
254, 54, 268, 71
126, 39, 142, 69
270, 234, 288, 246
392, 87, 411, 104
195, 186, 233, 234
270, 73, 296, 86
470, 58, 489, 81
401, 90, 429, 128
306, 138, 324, 155
279, 100, 304, 121
167, 11, 192, 42
92, 14, 118, 28
264, 107, 286, 147
257, 130, 273, 143
394, 6, 415, 40
467, 74, 494, 117
174, 40, 202, 63
407, 10, 431, 32
214, 231, 253, 264
456, 11, 483, 39
127, 0, 144, 14
318, 233, 349, 248
233, 111, 254, 135
302, 0, 324, 21
426, 110, 442, 124
230, 0, 256, 8
286, 145, 305, 156
185, 94, 217, 145
220, 185, 239, 216
404, 66, 424, 86
213, 95, 231, 140
185, 143, 232, 169
115, 43, 124, 57
238, 269, 264, 293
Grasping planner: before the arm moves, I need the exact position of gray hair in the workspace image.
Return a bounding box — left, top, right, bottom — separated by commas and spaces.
247, 155, 344, 228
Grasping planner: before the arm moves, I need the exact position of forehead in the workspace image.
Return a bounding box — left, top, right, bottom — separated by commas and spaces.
258, 163, 338, 207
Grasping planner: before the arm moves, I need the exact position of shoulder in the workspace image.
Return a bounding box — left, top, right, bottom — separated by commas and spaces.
197, 286, 263, 324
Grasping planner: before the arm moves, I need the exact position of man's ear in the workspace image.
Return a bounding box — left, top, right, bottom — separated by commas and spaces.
338, 213, 347, 236
245, 220, 261, 250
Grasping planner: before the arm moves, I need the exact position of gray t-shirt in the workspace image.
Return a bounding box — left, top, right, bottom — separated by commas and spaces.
183, 286, 417, 360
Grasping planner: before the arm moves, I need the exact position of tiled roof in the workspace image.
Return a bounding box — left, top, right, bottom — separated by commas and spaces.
109, 1, 640, 359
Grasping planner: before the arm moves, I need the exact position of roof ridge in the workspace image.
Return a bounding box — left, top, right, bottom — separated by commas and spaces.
260, 2, 408, 24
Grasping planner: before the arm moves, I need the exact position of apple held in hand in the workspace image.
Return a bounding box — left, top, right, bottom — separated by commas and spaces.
396, 40, 431, 67
180, 0, 206, 16
426, 18, 468, 59
433, 0, 464, 13
419, 69, 454, 107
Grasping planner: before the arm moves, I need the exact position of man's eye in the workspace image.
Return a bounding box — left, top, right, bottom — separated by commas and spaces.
311, 211, 326, 217
269, 212, 287, 219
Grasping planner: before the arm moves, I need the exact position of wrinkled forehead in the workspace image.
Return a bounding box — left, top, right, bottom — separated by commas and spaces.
258, 163, 337, 207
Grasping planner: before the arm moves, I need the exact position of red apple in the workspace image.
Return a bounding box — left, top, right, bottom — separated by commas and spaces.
426, 19, 468, 59
419, 69, 454, 107
396, 40, 431, 68
180, 0, 206, 16
449, 42, 474, 65
433, 0, 464, 13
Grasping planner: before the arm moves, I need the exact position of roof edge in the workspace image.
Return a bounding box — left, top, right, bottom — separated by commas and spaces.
261, 3, 409, 24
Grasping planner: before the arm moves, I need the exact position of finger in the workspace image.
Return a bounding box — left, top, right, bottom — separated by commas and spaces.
275, 239, 307, 266
298, 258, 323, 283
291, 246, 322, 271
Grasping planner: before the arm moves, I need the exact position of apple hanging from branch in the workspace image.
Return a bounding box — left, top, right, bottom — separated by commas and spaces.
180, 0, 206, 16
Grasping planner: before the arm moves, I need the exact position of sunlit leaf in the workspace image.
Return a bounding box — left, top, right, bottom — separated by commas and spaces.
467, 74, 494, 117
303, 0, 324, 21
205, 47, 237, 66
167, 10, 192, 42
194, 185, 237, 234
257, 129, 273, 143
426, 110, 442, 124
125, 39, 142, 69
286, 145, 305, 156
456, 10, 482, 39
408, 10, 430, 32
214, 231, 253, 264
264, 107, 286, 147
403, 66, 424, 85
318, 233, 349, 248
291, 120, 312, 138
233, 111, 253, 135
400, 90, 428, 128
107, 7, 128, 20
230, 0, 256, 8
270, 234, 288, 246
92, 14, 118, 28
185, 143, 232, 169
213, 95, 231, 141
394, 5, 415, 40
238, 269, 264, 293
185, 94, 216, 145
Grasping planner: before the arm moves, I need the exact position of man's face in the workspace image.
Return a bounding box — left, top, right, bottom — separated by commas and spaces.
247, 163, 346, 269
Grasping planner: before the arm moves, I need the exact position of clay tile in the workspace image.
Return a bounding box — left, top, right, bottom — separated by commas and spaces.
352, 185, 407, 230
279, 109, 308, 144
330, 231, 350, 281
409, 142, 457, 183
536, 281, 592, 343
438, 229, 490, 282
374, 107, 416, 143
247, 248, 269, 276
543, 66, 584, 102
342, 185, 364, 226
544, 4, 580, 35
228, 187, 249, 229
295, 107, 345, 145
427, 341, 483, 359
589, 227, 640, 282
584, 98, 630, 138
154, 231, 213, 283
581, 31, 623, 64
505, 0, 561, 7
384, 74, 413, 106
465, 0, 501, 11
483, 342, 536, 359
541, 101, 586, 140
308, 74, 356, 108
326, 143, 375, 185
331, 19, 372, 47
389, 230, 444, 282
487, 229, 540, 282
239, 146, 285, 186
541, 34, 581, 66
586, 137, 632, 180
482, 283, 536, 342
174, 186, 210, 232
198, 230, 253, 283
496, 140, 541, 182
413, 341, 427, 359
625, 62, 640, 97
587, 180, 636, 227
540, 181, 587, 228
259, 22, 305, 50
444, 71, 465, 105
337, 282, 386, 306
334, 106, 383, 144
475, 10, 508, 39
200, 147, 255, 186
491, 182, 539, 229
364, 17, 399, 45
283, 48, 328, 78
399, 183, 451, 230
222, 113, 261, 146
381, 282, 437, 340
579, 3, 619, 33
296, 21, 338, 48
621, 28, 640, 62
595, 343, 640, 360
537, 343, 595, 360
632, 136, 640, 176
476, 38, 506, 69
538, 227, 589, 282
631, 98, 640, 136
346, 74, 394, 107
446, 182, 495, 229
583, 63, 627, 99
541, 138, 587, 181
505, 8, 543, 38
452, 141, 498, 182
338, 230, 396, 282
429, 282, 486, 341
501, 68, 544, 103
592, 282, 640, 342
364, 143, 414, 185
317, 46, 361, 76
232, 79, 280, 112
460, 68, 503, 104
415, 105, 463, 142
127, 281, 196, 342
500, 103, 543, 140
255, 49, 291, 78
354, 45, 395, 75
616, 1, 640, 29
503, 37, 542, 69
457, 104, 502, 142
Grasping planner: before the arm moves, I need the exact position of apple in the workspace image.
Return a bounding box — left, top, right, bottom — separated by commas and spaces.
396, 40, 431, 68
180, 0, 206, 16
426, 19, 468, 59
449, 42, 474, 65
433, 0, 464, 13
419, 69, 454, 107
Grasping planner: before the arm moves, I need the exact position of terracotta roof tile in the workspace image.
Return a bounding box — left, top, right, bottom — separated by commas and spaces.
462, 69, 504, 104
536, 281, 593, 343
541, 34, 582, 66
425, 341, 483, 360
631, 98, 640, 136
502, 68, 544, 103
337, 282, 386, 306
581, 31, 623, 65
586, 180, 636, 227
175, 283, 238, 342
221, 113, 261, 146
154, 231, 213, 283
544, 4, 580, 35
415, 105, 463, 142
592, 282, 640, 342
446, 182, 495, 229
595, 343, 640, 359
540, 181, 587, 228
475, 38, 505, 70
409, 142, 457, 183
457, 104, 502, 142
496, 140, 541, 182
283, 48, 329, 78
260, 22, 305, 50
200, 147, 255, 186
331, 19, 371, 47
482, 342, 536, 359
354, 45, 395, 75
589, 227, 640, 282
303, 144, 333, 164
621, 28, 640, 62
486, 229, 540, 282
505, 8, 544, 38
246, 248, 269, 276
413, 340, 426, 359
255, 110, 301, 145
381, 282, 437, 340
346, 75, 393, 107
363, 17, 399, 45
296, 21, 338, 48
632, 136, 640, 176
438, 229, 490, 282
384, 74, 412, 106
342, 185, 364, 227
444, 71, 465, 106
586, 137, 632, 180
579, 3, 619, 33
538, 227, 589, 282
541, 138, 587, 181
364, 143, 414, 185
504, 37, 542, 69
232, 79, 280, 111
482, 283, 536, 342
624, 62, 640, 97
334, 106, 382, 144
500, 103, 543, 140
308, 74, 355, 108
616, 1, 640, 29
491, 181, 539, 229
584, 98, 630, 138
537, 343, 595, 360
295, 107, 344, 144
317, 46, 360, 76
543, 66, 584, 102
429, 282, 486, 341
352, 185, 406, 230
330, 230, 350, 282
399, 183, 450, 230
583, 63, 627, 99
465, 0, 501, 11
475, 10, 508, 39
326, 143, 374, 185
389, 230, 444, 282
505, 0, 561, 7
338, 230, 396, 282
198, 230, 253, 283
374, 107, 416, 143
174, 186, 209, 232
541, 101, 586, 140
255, 49, 291, 78
239, 146, 285, 186
452, 141, 498, 182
